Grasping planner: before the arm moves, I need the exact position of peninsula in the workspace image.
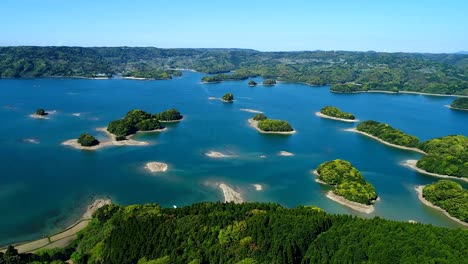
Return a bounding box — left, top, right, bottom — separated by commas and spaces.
317, 106, 358, 122
314, 159, 378, 213
449, 98, 468, 111
248, 113, 295, 134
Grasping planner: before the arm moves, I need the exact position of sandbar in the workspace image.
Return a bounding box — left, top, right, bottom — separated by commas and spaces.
415, 186, 468, 227
403, 160, 468, 182
248, 118, 296, 135
205, 151, 233, 158
345, 128, 426, 154
145, 162, 168, 173
240, 108, 263, 114
252, 184, 263, 191
326, 191, 375, 214
315, 112, 359, 122
219, 183, 243, 203
62, 127, 155, 150
23, 138, 40, 144
29, 114, 49, 119
72, 113, 81, 117
278, 151, 294, 156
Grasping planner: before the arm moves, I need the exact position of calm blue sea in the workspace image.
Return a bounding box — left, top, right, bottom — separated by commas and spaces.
0, 71, 467, 245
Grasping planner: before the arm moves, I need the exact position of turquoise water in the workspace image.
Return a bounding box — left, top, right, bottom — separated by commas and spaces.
0, 71, 467, 245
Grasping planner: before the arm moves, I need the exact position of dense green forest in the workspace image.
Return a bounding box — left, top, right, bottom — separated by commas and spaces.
356, 120, 420, 148
450, 98, 468, 110
422, 180, 468, 223
107, 109, 182, 137
319, 106, 355, 120
262, 79, 277, 86
2, 47, 467, 95
5, 202, 467, 263
257, 119, 293, 132
248, 80, 257, 86
222, 93, 234, 102
77, 133, 99, 147
316, 159, 377, 205
417, 135, 468, 179
35, 108, 47, 116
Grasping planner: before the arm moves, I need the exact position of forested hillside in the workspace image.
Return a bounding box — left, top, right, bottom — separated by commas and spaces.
1, 47, 468, 95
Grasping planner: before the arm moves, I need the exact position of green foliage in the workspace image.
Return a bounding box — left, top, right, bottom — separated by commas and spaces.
320, 106, 355, 120
107, 119, 137, 137
330, 83, 367, 93
316, 159, 377, 205
262, 79, 277, 85
135, 119, 163, 131
252, 113, 267, 121
248, 80, 257, 86
222, 93, 234, 102
422, 180, 468, 223
356, 120, 420, 148
123, 69, 180, 80
77, 133, 100, 147
257, 119, 293, 132
153, 108, 183, 121
35, 108, 47, 116
450, 98, 468, 110
417, 135, 468, 178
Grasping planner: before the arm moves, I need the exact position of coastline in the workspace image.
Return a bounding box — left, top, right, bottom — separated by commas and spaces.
403, 160, 468, 182
2, 199, 111, 253
315, 112, 359, 123
219, 183, 243, 203
312, 170, 329, 185
345, 128, 426, 154
445, 105, 468, 111
160, 117, 184, 123
331, 89, 468, 98
326, 191, 375, 214
248, 118, 296, 135
122, 76, 150, 80
415, 186, 468, 227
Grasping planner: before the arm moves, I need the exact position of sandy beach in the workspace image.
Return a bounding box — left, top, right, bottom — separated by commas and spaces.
415, 186, 468, 227
205, 151, 233, 158
3, 198, 111, 253
145, 162, 168, 173
240, 108, 263, 114
403, 160, 468, 182
62, 127, 152, 150
278, 151, 294, 156
122, 76, 149, 80
219, 183, 243, 203
345, 128, 426, 154
29, 114, 50, 119
326, 191, 375, 214
315, 112, 359, 122
248, 118, 296, 135
252, 184, 263, 191
312, 170, 329, 185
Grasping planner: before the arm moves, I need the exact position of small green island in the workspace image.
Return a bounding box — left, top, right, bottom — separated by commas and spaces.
221, 93, 234, 102
317, 106, 356, 122
248, 113, 295, 134
315, 159, 378, 213
248, 80, 257, 86
449, 98, 468, 111
263, 79, 277, 86
418, 180, 468, 225
355, 120, 421, 149
36, 108, 48, 116
77, 133, 100, 147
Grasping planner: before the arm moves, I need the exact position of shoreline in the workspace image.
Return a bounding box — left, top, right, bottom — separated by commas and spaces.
248, 118, 296, 135
415, 186, 468, 227
445, 105, 468, 111
331, 89, 468, 98
312, 170, 329, 185
345, 128, 426, 154
1, 199, 111, 253
219, 183, 243, 203
61, 127, 163, 150
403, 160, 468, 182
315, 112, 359, 123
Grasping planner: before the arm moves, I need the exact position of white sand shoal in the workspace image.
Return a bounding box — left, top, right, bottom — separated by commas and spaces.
313, 170, 330, 185
415, 186, 468, 227
62, 127, 153, 150
29, 114, 49, 119
345, 128, 426, 154
403, 160, 468, 182
248, 118, 296, 135
123, 76, 149, 80
208, 97, 220, 100
72, 113, 81, 117
260, 155, 267, 158
205, 151, 233, 158
145, 162, 168, 173
278, 151, 294, 156
219, 183, 243, 203
240, 108, 263, 114
326, 191, 375, 214
82, 198, 112, 219
253, 184, 263, 191
23, 138, 40, 144
315, 112, 359, 122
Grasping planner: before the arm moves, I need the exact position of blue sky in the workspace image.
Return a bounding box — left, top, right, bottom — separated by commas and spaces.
1, 0, 466, 53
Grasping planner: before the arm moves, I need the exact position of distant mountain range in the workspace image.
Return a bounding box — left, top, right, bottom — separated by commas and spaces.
456, 51, 468, 54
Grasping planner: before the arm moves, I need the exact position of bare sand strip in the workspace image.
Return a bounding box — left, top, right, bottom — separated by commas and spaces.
315, 112, 359, 122
61, 127, 164, 150
23, 138, 40, 144
29, 114, 50, 119
205, 151, 233, 158
252, 184, 263, 191
145, 162, 168, 173
278, 151, 294, 156
4, 199, 111, 253
345, 128, 426, 154
122, 76, 149, 80
403, 160, 468, 182
219, 183, 243, 203
248, 118, 296, 135
326, 191, 375, 214
312, 170, 329, 185
240, 108, 263, 114
415, 186, 468, 227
